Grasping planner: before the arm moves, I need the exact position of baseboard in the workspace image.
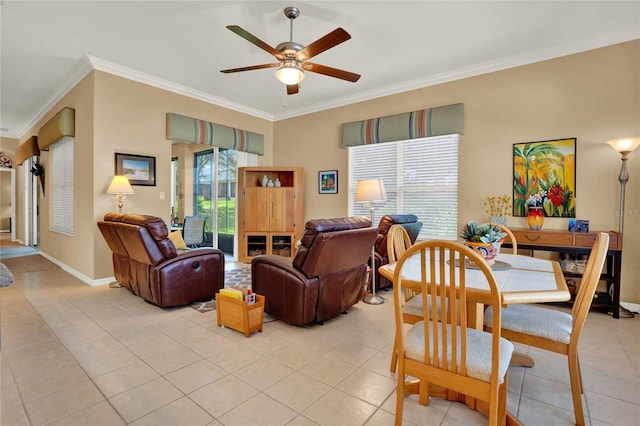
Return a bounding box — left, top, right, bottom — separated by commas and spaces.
38, 251, 114, 287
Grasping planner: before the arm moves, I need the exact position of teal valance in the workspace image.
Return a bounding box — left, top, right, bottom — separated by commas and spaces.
166, 113, 264, 155
341, 103, 463, 147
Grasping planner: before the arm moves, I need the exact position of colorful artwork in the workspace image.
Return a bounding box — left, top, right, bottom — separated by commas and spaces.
513, 138, 576, 217
318, 170, 338, 194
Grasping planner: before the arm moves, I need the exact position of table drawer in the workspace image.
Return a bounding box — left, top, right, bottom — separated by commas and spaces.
511, 230, 573, 246
574, 232, 620, 250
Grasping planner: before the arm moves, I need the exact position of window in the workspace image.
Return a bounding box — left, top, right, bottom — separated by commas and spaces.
51, 136, 73, 234
348, 135, 458, 240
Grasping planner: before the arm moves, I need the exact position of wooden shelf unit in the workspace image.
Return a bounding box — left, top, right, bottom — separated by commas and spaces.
502, 228, 624, 318
238, 167, 304, 262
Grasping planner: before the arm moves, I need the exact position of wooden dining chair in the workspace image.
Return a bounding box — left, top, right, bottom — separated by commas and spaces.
388, 225, 423, 373
484, 232, 609, 426
392, 240, 514, 426
480, 222, 518, 254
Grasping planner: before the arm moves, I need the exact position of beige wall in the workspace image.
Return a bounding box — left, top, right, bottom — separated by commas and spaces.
7, 40, 639, 304
91, 71, 274, 279
274, 40, 640, 303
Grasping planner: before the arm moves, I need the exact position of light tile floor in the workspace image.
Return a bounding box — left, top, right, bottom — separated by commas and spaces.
1, 256, 639, 425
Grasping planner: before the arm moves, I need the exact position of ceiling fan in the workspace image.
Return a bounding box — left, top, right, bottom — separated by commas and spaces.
220, 6, 360, 95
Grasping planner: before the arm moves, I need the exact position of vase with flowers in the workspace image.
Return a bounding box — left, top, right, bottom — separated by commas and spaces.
526, 191, 546, 230
484, 194, 511, 226
460, 221, 507, 266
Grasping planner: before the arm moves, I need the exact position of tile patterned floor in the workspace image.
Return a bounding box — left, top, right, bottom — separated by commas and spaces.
1, 255, 639, 425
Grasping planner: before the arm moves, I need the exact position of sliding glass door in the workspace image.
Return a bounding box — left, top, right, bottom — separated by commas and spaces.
192, 148, 237, 254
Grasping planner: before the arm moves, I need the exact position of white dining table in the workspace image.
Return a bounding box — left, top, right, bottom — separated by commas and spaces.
379, 252, 570, 330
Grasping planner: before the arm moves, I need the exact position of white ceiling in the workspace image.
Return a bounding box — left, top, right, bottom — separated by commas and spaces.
1, 1, 639, 139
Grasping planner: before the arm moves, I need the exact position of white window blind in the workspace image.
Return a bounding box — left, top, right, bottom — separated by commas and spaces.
51, 136, 73, 234
348, 135, 458, 240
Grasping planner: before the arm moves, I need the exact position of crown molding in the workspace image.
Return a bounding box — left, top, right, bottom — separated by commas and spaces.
4, 29, 637, 139
273, 30, 640, 121
5, 57, 93, 139
87, 56, 275, 121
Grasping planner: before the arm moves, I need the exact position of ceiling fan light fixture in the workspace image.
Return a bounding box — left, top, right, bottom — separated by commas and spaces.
276, 62, 304, 85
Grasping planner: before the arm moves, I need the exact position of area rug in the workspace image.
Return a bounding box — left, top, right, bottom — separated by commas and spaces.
189, 266, 252, 313
0, 245, 39, 259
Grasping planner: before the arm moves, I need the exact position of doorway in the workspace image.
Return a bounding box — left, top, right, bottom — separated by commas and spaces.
0, 167, 15, 241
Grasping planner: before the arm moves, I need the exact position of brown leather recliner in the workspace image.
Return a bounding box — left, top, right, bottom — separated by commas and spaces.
251, 216, 377, 325
371, 214, 422, 290
98, 212, 225, 307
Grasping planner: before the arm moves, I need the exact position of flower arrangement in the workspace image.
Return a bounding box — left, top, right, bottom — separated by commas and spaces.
526, 190, 546, 208
484, 195, 512, 218
460, 221, 507, 249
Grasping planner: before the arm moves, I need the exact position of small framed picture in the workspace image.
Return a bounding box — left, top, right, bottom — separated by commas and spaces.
568, 219, 589, 232
318, 170, 338, 194
115, 153, 156, 186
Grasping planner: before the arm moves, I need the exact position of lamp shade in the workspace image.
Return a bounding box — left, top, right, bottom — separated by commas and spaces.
275, 62, 305, 85
607, 137, 640, 155
356, 179, 387, 203
107, 176, 134, 195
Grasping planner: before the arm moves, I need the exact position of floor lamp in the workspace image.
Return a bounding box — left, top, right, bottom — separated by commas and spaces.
607, 137, 639, 318
356, 179, 387, 305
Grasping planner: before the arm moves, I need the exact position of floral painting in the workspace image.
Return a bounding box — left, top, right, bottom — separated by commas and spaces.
513, 138, 576, 217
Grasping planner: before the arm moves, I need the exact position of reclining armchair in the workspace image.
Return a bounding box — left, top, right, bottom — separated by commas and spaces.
371, 214, 422, 290
251, 216, 377, 325
98, 213, 225, 307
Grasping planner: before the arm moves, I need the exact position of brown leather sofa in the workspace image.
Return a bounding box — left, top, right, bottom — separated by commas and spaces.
98, 213, 225, 307
251, 216, 377, 325
371, 214, 422, 290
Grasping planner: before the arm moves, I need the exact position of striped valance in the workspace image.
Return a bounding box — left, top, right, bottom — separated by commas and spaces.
15, 136, 40, 165
342, 103, 464, 147
166, 113, 264, 155
38, 107, 75, 151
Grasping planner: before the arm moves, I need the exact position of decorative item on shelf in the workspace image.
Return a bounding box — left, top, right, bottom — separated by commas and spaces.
525, 191, 546, 230
460, 221, 506, 266
274, 177, 281, 187
262, 175, 268, 187
267, 179, 274, 187
484, 194, 511, 226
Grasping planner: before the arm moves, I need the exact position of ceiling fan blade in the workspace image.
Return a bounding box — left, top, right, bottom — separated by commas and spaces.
226, 25, 285, 59
302, 62, 361, 82
287, 84, 299, 95
220, 63, 280, 73
296, 28, 351, 62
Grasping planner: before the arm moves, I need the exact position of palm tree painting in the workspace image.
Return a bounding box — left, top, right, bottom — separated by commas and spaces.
513, 138, 576, 217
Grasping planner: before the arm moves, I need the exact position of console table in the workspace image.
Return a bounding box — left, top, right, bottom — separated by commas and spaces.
502, 228, 624, 318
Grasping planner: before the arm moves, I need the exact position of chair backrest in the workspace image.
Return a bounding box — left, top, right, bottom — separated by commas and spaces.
392, 240, 504, 384
480, 222, 518, 253
374, 214, 423, 257
570, 232, 609, 340
387, 224, 412, 264
182, 216, 206, 246
292, 216, 377, 278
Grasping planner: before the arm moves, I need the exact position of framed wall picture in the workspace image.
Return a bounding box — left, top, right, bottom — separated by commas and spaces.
513, 137, 576, 217
318, 170, 338, 194
115, 153, 156, 186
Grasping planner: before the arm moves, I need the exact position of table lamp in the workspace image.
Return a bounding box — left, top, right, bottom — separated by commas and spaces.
356, 179, 387, 305
107, 175, 134, 213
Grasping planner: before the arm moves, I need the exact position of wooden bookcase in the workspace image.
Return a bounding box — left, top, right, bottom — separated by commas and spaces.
237, 167, 304, 262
